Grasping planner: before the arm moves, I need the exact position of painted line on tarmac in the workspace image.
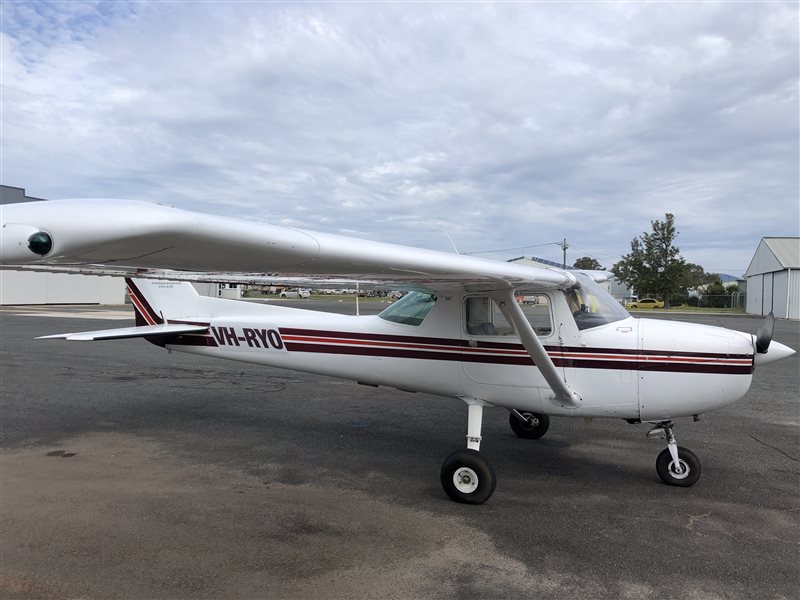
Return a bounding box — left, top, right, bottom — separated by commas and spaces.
7, 310, 132, 320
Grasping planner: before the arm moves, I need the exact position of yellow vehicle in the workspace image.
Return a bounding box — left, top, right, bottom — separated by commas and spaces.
626, 297, 665, 309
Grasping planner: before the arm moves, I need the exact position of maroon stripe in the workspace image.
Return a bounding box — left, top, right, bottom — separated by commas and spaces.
560, 345, 753, 360
636, 361, 753, 375
284, 343, 531, 365
461, 354, 532, 365
458, 341, 751, 360
132, 301, 148, 327
473, 340, 526, 350
278, 328, 752, 361
555, 357, 752, 374
280, 328, 468, 348
125, 278, 163, 324
284, 343, 753, 374
284, 343, 471, 363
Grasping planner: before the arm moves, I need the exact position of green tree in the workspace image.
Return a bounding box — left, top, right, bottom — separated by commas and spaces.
573, 256, 605, 270
683, 262, 707, 290
703, 279, 727, 308
612, 213, 694, 308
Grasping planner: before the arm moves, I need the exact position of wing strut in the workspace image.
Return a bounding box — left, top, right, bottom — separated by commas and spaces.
491, 289, 582, 409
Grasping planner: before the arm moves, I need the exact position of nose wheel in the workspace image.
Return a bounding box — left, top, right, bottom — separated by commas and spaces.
648, 421, 702, 487
656, 446, 701, 486
509, 410, 549, 439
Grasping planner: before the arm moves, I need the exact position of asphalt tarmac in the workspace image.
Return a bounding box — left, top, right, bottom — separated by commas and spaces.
1, 303, 798, 600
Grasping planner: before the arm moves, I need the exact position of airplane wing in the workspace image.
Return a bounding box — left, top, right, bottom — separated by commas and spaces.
1, 199, 575, 293
1, 198, 581, 405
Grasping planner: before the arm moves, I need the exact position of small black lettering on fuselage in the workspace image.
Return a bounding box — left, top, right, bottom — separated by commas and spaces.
211, 326, 284, 349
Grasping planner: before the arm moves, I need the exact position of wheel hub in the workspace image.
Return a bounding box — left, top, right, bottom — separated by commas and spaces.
453, 467, 479, 493
669, 459, 689, 479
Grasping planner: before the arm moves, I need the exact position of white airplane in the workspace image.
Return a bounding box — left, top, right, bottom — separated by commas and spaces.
1, 199, 795, 503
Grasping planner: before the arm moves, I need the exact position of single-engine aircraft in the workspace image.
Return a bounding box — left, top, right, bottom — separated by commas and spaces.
1, 199, 795, 504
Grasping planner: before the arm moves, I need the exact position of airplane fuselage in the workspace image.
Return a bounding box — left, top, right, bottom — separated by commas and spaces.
156, 290, 757, 422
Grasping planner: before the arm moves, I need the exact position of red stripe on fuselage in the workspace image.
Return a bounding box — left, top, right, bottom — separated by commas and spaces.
278, 328, 754, 375
156, 327, 754, 374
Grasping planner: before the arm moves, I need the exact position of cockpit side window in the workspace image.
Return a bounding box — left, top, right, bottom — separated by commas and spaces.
566, 274, 630, 330
465, 295, 553, 337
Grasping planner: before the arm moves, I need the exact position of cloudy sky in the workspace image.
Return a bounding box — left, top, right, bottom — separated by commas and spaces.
2, 1, 797, 275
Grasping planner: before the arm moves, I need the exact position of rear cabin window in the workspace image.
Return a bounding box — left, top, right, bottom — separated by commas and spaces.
465, 295, 552, 337
378, 291, 437, 326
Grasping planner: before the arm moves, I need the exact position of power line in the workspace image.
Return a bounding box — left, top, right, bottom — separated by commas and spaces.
464, 242, 562, 255
569, 244, 625, 262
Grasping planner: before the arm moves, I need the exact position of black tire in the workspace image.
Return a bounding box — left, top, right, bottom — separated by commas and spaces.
656, 446, 701, 487
509, 412, 550, 439
440, 449, 497, 504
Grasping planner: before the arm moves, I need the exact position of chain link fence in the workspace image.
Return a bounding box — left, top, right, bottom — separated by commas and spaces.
643, 293, 746, 310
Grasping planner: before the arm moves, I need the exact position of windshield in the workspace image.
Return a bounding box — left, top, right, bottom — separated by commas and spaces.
379, 291, 437, 326
565, 274, 630, 330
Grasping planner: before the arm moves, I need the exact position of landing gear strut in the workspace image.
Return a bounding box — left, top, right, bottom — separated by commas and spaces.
440, 403, 497, 504
648, 421, 702, 487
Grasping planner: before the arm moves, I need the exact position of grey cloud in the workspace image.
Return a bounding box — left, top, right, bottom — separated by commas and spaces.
1, 1, 797, 274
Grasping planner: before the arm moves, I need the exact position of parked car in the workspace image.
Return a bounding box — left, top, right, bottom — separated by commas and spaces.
626, 297, 664, 309
280, 288, 311, 299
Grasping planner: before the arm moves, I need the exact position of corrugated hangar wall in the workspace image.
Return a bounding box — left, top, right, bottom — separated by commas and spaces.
744, 237, 800, 320
748, 271, 800, 319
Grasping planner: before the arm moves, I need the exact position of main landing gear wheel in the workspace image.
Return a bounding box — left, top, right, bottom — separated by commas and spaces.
440, 449, 497, 504
656, 446, 701, 487
509, 411, 550, 439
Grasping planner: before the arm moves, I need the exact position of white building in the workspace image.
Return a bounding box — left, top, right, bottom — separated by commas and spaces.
0, 270, 125, 305
744, 237, 800, 320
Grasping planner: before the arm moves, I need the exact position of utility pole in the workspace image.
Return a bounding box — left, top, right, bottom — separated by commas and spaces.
561, 238, 569, 269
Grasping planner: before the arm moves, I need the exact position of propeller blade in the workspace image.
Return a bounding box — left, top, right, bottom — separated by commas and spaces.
755, 312, 775, 354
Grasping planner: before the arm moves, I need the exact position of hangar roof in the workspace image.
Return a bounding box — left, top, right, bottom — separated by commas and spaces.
745, 237, 800, 277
